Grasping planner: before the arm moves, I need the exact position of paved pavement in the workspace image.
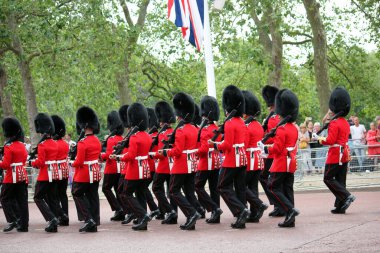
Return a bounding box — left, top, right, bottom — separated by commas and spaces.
0, 191, 379, 253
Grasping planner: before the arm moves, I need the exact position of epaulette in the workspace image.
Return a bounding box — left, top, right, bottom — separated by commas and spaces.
79, 136, 87, 142
5, 142, 12, 146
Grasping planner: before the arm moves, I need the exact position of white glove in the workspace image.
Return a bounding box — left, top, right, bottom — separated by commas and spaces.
257, 141, 265, 151
312, 133, 319, 140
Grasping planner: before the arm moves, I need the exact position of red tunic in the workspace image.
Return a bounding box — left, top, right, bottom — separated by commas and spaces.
154, 128, 174, 174
31, 138, 58, 182
167, 123, 198, 174
321, 117, 350, 164
267, 123, 298, 173
366, 130, 380, 155
101, 135, 123, 174
216, 117, 247, 168
245, 120, 264, 171
148, 131, 158, 172
56, 139, 70, 179
121, 131, 152, 180
0, 141, 28, 184
265, 114, 280, 159
72, 135, 102, 183
197, 123, 222, 171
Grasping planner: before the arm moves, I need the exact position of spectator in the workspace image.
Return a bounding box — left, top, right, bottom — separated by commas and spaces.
366, 122, 380, 169
350, 117, 366, 171
24, 136, 31, 153
64, 133, 76, 147
298, 123, 314, 174
311, 122, 327, 173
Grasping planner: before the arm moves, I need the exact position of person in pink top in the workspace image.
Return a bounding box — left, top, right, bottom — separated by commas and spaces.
366, 122, 380, 168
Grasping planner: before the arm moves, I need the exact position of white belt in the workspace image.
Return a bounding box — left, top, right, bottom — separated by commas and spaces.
84, 160, 99, 183
10, 163, 23, 183
286, 147, 296, 172
45, 160, 56, 182
329, 144, 344, 165
136, 156, 149, 179
183, 149, 198, 173
148, 152, 156, 156
57, 159, 67, 163
233, 143, 245, 167
116, 161, 121, 174
246, 147, 260, 170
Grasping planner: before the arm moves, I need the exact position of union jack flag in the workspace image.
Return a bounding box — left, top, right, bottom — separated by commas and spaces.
168, 0, 205, 51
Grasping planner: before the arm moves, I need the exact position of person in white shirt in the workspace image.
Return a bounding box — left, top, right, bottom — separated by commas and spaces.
350, 117, 366, 170
24, 136, 31, 153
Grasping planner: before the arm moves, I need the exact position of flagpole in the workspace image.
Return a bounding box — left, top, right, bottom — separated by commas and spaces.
203, 0, 216, 98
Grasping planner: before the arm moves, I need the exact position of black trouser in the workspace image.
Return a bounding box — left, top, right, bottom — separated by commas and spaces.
123, 179, 148, 219
187, 173, 204, 212
259, 158, 278, 206
48, 180, 66, 219
246, 170, 264, 213
195, 170, 220, 212
268, 172, 294, 213
152, 173, 176, 213
102, 173, 122, 211
56, 179, 69, 216
34, 181, 62, 221
323, 163, 350, 207
170, 174, 197, 218
72, 182, 100, 224
117, 177, 131, 215
218, 167, 246, 216
145, 172, 159, 212
1, 183, 29, 228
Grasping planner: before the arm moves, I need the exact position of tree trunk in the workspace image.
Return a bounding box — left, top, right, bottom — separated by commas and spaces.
117, 56, 133, 106
303, 0, 331, 118
8, 13, 39, 144
0, 62, 14, 117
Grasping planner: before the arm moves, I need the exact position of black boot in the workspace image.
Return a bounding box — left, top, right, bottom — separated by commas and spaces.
149, 209, 161, 220
121, 213, 135, 225
331, 207, 345, 214
197, 207, 206, 219
206, 208, 223, 224
3, 222, 18, 232
249, 203, 268, 222
132, 215, 150, 231
45, 218, 58, 233
231, 209, 249, 229
341, 195, 356, 212
16, 225, 28, 232
162, 210, 178, 225
79, 219, 97, 232
59, 214, 69, 226
133, 218, 139, 225
180, 212, 200, 230
110, 210, 125, 221
278, 208, 299, 228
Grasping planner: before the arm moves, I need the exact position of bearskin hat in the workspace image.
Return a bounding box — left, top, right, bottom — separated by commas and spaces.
242, 90, 261, 117
76, 106, 99, 134
34, 113, 55, 135
262, 85, 279, 107
274, 89, 299, 122
118, 104, 130, 128
173, 92, 195, 123
155, 101, 175, 124
2, 117, 24, 141
51, 115, 66, 138
200, 95, 220, 121
329, 87, 351, 117
193, 104, 202, 126
147, 108, 160, 130
127, 103, 148, 131
107, 111, 124, 135
222, 85, 245, 117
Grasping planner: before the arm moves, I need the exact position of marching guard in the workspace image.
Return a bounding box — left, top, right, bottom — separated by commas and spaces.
258, 89, 300, 227
0, 117, 29, 232
317, 87, 356, 213
195, 96, 223, 223
209, 85, 249, 229
71, 106, 102, 232
242, 90, 268, 223
51, 115, 70, 226
152, 101, 178, 224
101, 111, 125, 221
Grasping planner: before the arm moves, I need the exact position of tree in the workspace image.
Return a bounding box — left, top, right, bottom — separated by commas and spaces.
0, 53, 14, 117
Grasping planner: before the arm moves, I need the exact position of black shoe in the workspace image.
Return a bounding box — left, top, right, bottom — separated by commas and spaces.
269, 207, 286, 217
233, 208, 249, 228
341, 195, 356, 212
79, 219, 97, 232
121, 214, 135, 225
180, 212, 200, 230
253, 203, 269, 222
149, 209, 161, 220
331, 207, 345, 214
231, 222, 246, 229
155, 213, 165, 220
3, 222, 17, 232
246, 213, 259, 223
206, 208, 223, 224
197, 207, 206, 219
278, 221, 295, 228
133, 218, 139, 225
16, 226, 28, 232
278, 208, 299, 228
59, 214, 69, 226
110, 210, 125, 221
162, 211, 178, 224
45, 218, 58, 233
132, 215, 150, 231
